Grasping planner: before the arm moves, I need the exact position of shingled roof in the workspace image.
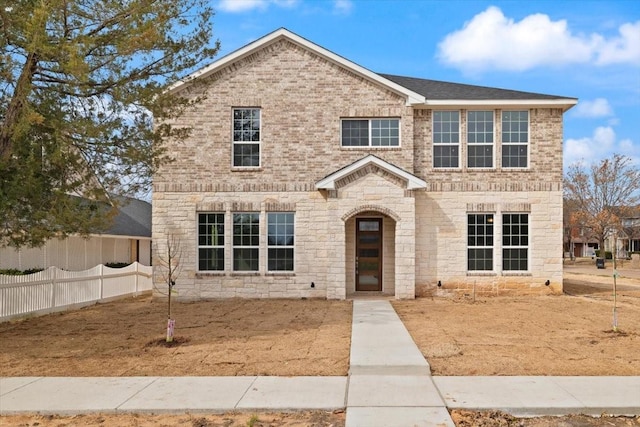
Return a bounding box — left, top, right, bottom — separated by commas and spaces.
106, 196, 151, 238
169, 28, 576, 109
379, 73, 574, 102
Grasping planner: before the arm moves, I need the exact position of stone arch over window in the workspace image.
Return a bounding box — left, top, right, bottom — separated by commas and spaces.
341, 205, 401, 222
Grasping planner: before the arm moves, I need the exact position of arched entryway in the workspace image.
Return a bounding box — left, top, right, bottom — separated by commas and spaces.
343, 207, 399, 296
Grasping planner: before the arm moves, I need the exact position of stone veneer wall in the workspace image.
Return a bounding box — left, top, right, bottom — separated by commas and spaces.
415, 190, 563, 297
153, 35, 566, 299
153, 173, 417, 300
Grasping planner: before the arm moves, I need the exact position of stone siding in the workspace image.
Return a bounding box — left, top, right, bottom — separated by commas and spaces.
415, 190, 563, 297
153, 36, 566, 299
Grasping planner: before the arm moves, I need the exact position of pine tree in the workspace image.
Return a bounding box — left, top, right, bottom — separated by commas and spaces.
0, 0, 218, 247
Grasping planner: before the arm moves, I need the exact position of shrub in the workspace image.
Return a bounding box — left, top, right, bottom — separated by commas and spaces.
0, 268, 43, 275
105, 262, 130, 268
595, 250, 613, 259
0, 269, 23, 275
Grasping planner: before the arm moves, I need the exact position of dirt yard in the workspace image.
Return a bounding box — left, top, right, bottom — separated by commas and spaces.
5, 411, 639, 427
0, 298, 353, 377
393, 278, 640, 376
0, 411, 346, 427
1, 268, 639, 426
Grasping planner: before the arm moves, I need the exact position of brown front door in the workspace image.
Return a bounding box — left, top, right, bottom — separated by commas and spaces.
356, 218, 382, 291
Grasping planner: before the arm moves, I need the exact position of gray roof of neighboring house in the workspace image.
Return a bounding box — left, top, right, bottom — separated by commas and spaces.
106, 196, 151, 238
379, 73, 575, 101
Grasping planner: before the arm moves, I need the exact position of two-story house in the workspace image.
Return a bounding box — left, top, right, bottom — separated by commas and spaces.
153, 28, 577, 299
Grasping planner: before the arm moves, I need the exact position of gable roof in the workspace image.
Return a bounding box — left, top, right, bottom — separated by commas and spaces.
168, 28, 425, 105
169, 28, 576, 111
315, 155, 427, 190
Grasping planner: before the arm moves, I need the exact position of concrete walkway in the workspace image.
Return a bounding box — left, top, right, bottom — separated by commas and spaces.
1, 300, 639, 424
346, 300, 453, 427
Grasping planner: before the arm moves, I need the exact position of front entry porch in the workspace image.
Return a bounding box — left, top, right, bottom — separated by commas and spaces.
316, 155, 426, 300
345, 214, 396, 297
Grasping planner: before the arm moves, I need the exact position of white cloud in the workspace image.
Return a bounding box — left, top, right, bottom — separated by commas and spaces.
572, 98, 614, 118
218, 0, 268, 12
438, 7, 640, 72
564, 126, 639, 167
218, 0, 298, 13
333, 0, 353, 15
596, 21, 640, 66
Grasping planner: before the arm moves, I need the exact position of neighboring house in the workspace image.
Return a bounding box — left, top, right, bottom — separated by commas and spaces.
623, 215, 640, 253
153, 28, 577, 299
0, 197, 151, 271
565, 232, 599, 259
614, 211, 640, 256
600, 207, 640, 258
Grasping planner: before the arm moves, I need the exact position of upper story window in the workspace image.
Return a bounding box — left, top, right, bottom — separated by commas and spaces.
501, 111, 528, 168
341, 119, 400, 147
467, 111, 494, 168
233, 108, 260, 167
433, 111, 459, 168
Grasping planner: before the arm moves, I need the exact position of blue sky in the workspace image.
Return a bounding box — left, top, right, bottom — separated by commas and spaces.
208, 0, 640, 170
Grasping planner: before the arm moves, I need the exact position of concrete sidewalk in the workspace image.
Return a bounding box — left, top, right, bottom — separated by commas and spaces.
346, 299, 453, 427
0, 376, 347, 414
1, 300, 639, 425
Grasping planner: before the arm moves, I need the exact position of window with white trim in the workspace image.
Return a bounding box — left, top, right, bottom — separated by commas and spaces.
433, 111, 459, 168
501, 111, 528, 168
468, 214, 494, 271
341, 119, 400, 147
233, 108, 260, 167
467, 111, 494, 168
267, 212, 294, 271
233, 213, 259, 271
502, 213, 529, 271
198, 213, 224, 271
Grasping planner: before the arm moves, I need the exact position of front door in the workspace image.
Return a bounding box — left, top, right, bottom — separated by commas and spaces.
356, 218, 382, 291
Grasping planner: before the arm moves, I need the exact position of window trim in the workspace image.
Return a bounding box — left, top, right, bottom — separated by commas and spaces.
501, 110, 530, 169
467, 213, 495, 272
267, 212, 295, 272
340, 118, 401, 148
197, 212, 225, 273
231, 107, 262, 169
466, 110, 495, 169
432, 110, 460, 169
502, 213, 530, 272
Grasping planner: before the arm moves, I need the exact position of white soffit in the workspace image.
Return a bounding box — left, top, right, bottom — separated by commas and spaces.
167, 28, 425, 105
315, 155, 427, 190
420, 99, 579, 112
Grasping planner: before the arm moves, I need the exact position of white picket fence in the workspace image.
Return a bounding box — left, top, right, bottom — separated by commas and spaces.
0, 262, 153, 322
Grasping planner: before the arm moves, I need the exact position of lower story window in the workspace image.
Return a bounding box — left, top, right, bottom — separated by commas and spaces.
467, 214, 494, 271
198, 213, 224, 271
503, 213, 529, 271
233, 213, 259, 271
267, 212, 294, 271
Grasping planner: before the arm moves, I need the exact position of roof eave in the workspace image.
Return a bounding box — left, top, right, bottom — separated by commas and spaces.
416, 99, 578, 112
